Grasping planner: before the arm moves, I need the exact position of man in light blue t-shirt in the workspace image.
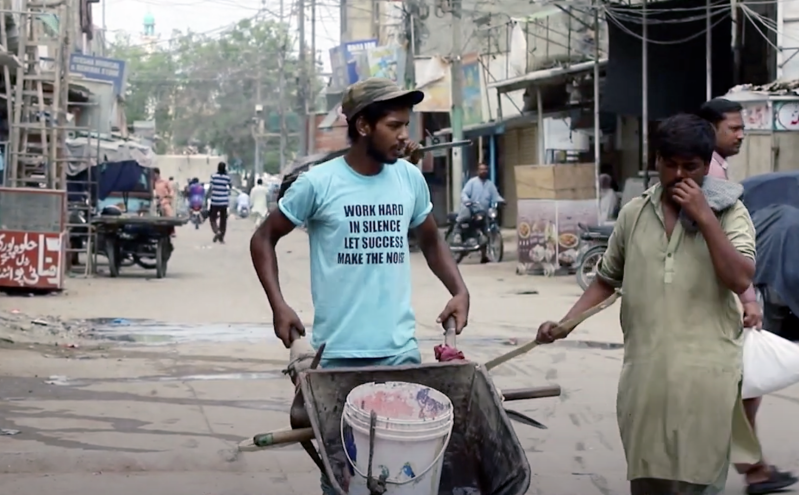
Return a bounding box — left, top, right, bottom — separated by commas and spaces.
250, 78, 470, 369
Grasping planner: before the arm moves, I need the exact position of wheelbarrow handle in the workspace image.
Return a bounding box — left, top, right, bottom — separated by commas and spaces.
289, 326, 303, 343
443, 316, 457, 348
501, 385, 561, 401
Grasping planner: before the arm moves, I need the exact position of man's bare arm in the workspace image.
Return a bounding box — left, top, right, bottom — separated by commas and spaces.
250, 211, 296, 310
414, 215, 468, 297
739, 285, 756, 303
564, 278, 617, 322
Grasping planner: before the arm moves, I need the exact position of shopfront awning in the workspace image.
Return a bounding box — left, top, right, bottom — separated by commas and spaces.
434, 120, 506, 137
487, 59, 608, 94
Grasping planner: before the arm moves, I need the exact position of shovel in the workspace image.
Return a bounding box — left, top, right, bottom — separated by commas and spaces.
483, 290, 622, 371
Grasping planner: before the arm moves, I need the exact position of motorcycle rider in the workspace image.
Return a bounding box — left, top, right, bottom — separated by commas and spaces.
187, 178, 205, 213
453, 162, 504, 261
236, 189, 250, 217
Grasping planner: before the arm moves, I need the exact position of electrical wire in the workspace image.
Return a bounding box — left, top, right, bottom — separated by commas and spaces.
740, 5, 780, 52
605, 5, 731, 25
741, 3, 799, 47
604, 0, 731, 15
604, 6, 731, 45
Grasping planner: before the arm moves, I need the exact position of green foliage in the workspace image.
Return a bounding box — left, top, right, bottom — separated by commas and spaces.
109, 18, 321, 171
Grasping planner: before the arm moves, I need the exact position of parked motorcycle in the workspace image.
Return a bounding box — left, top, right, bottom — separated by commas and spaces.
68, 202, 89, 266
575, 222, 614, 290
445, 202, 504, 264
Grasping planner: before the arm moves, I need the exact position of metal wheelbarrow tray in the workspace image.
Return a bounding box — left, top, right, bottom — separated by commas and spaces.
299, 360, 531, 495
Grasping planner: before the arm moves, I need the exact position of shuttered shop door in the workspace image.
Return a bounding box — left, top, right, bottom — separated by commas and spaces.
503, 129, 520, 168
500, 125, 538, 228
517, 125, 538, 165
501, 130, 519, 228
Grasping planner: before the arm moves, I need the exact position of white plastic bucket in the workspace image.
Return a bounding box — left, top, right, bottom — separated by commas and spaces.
341, 382, 453, 495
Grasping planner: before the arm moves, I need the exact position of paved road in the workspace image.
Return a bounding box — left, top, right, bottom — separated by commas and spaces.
1, 216, 799, 494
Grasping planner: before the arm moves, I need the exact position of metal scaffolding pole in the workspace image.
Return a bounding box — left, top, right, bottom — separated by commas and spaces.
593, 1, 602, 222
642, 0, 650, 188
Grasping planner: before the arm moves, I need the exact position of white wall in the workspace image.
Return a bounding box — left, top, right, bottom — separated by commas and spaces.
779, 1, 799, 79
155, 155, 227, 186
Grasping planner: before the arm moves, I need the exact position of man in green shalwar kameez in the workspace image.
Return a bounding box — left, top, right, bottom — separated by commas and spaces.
537, 114, 762, 495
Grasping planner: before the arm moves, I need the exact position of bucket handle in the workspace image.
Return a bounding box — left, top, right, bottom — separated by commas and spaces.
340, 410, 453, 486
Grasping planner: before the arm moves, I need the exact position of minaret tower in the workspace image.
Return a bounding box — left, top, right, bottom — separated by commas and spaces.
141, 11, 158, 54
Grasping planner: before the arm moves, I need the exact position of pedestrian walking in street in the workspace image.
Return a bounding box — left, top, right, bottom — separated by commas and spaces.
250, 77, 470, 495
152, 168, 174, 217
699, 97, 798, 494
536, 114, 762, 495
208, 162, 232, 243
249, 178, 269, 229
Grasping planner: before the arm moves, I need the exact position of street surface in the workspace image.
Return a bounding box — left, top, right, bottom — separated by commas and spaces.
1, 217, 799, 494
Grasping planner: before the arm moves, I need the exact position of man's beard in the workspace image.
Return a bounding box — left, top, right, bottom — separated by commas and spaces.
366, 136, 397, 165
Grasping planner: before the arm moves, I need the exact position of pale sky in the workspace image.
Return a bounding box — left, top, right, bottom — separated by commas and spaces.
101, 0, 340, 71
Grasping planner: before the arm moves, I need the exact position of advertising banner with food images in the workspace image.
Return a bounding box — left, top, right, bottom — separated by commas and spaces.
517, 199, 598, 275
517, 199, 558, 273
556, 199, 598, 268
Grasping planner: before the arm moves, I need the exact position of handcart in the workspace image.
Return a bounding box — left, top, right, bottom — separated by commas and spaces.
92, 215, 188, 278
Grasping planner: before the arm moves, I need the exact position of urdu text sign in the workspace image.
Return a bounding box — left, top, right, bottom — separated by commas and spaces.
69, 54, 127, 96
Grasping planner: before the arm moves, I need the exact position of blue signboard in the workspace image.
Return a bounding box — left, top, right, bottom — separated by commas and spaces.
343, 39, 377, 85
329, 39, 377, 91
69, 54, 127, 96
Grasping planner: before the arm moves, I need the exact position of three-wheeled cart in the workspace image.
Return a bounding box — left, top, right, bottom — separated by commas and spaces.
91, 215, 187, 278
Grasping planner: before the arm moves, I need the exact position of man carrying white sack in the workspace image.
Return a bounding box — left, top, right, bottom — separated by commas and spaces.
536, 114, 761, 495
699, 97, 798, 494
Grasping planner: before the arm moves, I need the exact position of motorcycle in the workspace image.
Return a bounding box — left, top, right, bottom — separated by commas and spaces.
189, 204, 204, 229
445, 202, 504, 264
238, 206, 250, 219
575, 222, 614, 291
67, 201, 89, 266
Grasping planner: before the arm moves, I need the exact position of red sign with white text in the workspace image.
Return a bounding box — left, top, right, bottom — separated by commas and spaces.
0, 231, 64, 290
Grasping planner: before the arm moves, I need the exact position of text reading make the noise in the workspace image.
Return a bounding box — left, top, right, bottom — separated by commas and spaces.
338, 203, 407, 265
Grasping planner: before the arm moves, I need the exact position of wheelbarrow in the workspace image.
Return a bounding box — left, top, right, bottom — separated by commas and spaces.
239, 325, 561, 495
239, 293, 621, 494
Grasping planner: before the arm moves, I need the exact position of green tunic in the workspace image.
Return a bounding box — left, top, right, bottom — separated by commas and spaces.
596, 185, 761, 487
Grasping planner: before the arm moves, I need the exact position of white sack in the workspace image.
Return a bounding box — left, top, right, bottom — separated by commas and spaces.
742, 328, 799, 399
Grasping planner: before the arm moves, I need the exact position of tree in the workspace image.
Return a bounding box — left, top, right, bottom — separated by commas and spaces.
109, 18, 316, 173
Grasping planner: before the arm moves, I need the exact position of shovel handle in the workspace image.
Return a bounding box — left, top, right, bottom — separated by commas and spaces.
443, 316, 457, 348
253, 428, 314, 447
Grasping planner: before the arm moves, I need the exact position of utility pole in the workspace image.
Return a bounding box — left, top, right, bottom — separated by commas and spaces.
449, 0, 464, 212
101, 0, 106, 56
298, 0, 308, 156
307, 0, 316, 154
255, 69, 264, 176
278, 0, 287, 170
254, 0, 265, 176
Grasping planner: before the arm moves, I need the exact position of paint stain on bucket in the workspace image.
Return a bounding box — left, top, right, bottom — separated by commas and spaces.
352, 384, 450, 421
416, 388, 446, 419
400, 462, 416, 479
357, 390, 418, 419
343, 425, 357, 475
